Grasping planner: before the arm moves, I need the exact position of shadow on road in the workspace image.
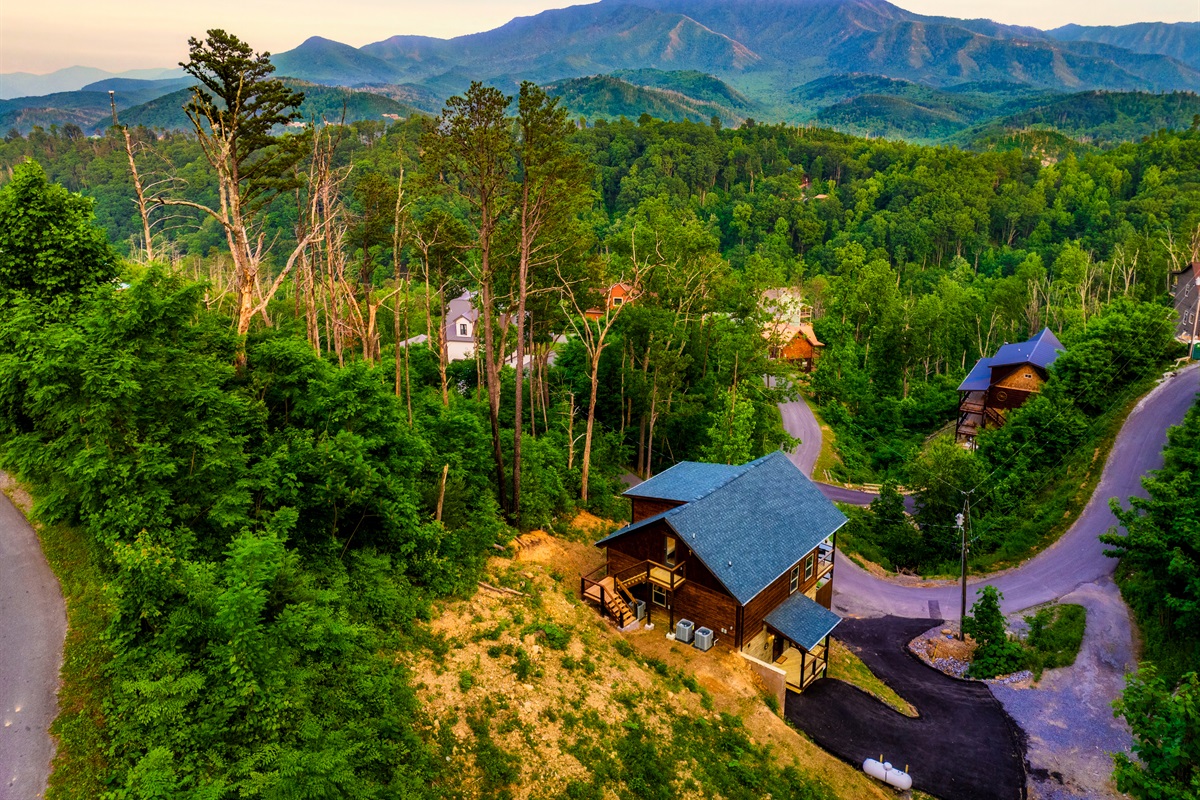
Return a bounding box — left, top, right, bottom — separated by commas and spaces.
785, 616, 1026, 800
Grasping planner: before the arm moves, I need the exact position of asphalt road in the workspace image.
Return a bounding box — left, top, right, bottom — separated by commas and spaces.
0, 481, 66, 800
826, 364, 1200, 621
786, 617, 1025, 800
779, 392, 822, 478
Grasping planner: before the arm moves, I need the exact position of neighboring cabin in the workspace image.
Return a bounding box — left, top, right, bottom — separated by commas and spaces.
1172, 262, 1200, 354
762, 288, 823, 372
764, 323, 824, 372
583, 451, 846, 693
956, 327, 1064, 446
584, 282, 637, 321
445, 291, 479, 362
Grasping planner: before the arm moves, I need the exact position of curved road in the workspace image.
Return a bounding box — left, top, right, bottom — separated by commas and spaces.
780, 365, 1200, 620
0, 480, 66, 800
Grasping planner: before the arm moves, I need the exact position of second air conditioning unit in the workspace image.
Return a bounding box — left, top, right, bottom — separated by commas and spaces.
693, 627, 714, 651
676, 619, 695, 644
632, 599, 646, 621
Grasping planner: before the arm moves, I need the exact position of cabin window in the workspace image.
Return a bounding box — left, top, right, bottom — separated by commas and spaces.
652, 586, 666, 607
789, 565, 800, 594
665, 536, 677, 567
613, 297, 623, 305
458, 323, 468, 336
805, 554, 815, 581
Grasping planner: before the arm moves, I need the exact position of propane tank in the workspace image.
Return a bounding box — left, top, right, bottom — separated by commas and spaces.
862, 758, 913, 791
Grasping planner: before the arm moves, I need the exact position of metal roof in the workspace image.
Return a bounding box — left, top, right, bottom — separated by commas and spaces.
601, 451, 847, 606
989, 327, 1063, 370
957, 328, 1064, 392
622, 459, 755, 502
957, 356, 994, 392
764, 591, 842, 652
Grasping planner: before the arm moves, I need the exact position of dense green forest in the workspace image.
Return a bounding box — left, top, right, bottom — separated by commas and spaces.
1, 29, 1199, 796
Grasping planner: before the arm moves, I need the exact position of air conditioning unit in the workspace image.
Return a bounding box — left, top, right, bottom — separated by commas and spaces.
632, 599, 646, 621
694, 627, 714, 651
676, 619, 695, 644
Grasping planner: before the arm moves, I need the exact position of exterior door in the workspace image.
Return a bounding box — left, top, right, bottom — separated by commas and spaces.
665, 535, 676, 567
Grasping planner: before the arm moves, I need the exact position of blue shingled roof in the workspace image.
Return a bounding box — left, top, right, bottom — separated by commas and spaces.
764, 591, 842, 651
598, 451, 847, 605
595, 509, 675, 546
990, 327, 1063, 370
957, 356, 994, 392
622, 460, 753, 502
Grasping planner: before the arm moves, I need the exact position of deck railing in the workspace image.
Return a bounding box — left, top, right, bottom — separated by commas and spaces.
613, 558, 687, 591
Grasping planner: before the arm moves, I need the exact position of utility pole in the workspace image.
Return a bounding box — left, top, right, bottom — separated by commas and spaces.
108, 90, 118, 127
956, 500, 969, 642
1190, 269, 1200, 361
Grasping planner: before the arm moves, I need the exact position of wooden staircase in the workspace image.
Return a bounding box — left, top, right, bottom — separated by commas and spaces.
582, 575, 635, 627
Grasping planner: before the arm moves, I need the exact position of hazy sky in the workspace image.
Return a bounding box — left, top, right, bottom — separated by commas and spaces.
2, 0, 1197, 74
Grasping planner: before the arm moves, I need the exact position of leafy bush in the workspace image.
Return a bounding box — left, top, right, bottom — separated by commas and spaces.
1024, 604, 1086, 678
963, 586, 1025, 678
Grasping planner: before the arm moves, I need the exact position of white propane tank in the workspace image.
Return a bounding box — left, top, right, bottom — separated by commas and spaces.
862, 758, 913, 791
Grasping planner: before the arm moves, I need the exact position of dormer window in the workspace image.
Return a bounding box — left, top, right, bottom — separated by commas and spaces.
459, 323, 468, 336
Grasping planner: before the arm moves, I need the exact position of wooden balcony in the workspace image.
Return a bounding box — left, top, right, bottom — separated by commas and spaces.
613, 558, 687, 591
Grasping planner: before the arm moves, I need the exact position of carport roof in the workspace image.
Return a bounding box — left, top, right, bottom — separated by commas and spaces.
765, 591, 842, 652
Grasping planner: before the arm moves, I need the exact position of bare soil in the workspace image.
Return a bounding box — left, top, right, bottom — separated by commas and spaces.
402, 519, 893, 800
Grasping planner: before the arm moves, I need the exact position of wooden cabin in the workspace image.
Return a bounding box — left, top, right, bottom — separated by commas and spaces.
582, 451, 846, 693
764, 323, 824, 372
584, 282, 637, 321
956, 328, 1064, 446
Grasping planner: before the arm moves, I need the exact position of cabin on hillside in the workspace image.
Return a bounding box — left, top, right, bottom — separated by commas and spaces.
1172, 262, 1200, 352
764, 323, 824, 372
584, 282, 637, 321
445, 291, 479, 362
582, 451, 846, 693
956, 328, 1064, 446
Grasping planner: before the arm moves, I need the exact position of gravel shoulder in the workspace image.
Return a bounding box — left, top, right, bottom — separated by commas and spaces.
0, 474, 67, 800
991, 579, 1135, 800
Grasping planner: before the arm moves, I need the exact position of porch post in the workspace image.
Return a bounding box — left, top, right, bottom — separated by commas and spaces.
800, 648, 807, 689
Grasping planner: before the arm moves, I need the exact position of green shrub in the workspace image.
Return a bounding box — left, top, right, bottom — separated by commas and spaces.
1024, 604, 1086, 678
964, 585, 1025, 678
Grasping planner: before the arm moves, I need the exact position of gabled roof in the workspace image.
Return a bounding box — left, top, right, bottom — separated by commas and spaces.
446, 291, 478, 343
622, 460, 752, 503
765, 591, 841, 651
957, 328, 1064, 392
989, 327, 1063, 370
599, 451, 847, 606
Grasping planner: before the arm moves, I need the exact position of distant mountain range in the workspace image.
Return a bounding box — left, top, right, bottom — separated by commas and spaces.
0, 66, 184, 100
2, 0, 1198, 145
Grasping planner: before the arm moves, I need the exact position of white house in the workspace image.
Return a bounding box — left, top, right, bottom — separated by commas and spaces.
445, 291, 479, 362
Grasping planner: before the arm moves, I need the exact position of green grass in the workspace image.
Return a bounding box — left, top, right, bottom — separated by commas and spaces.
828, 639, 918, 717
1024, 604, 1087, 680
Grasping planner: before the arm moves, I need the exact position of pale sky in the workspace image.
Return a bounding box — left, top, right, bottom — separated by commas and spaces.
2, 0, 1197, 74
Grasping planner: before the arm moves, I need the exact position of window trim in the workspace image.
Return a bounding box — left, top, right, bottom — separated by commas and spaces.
665, 535, 677, 567
789, 565, 800, 594
651, 585, 667, 607
458, 323, 468, 336
805, 554, 814, 581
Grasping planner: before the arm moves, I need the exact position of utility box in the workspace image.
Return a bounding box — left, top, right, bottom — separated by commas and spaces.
693, 627, 714, 651
632, 599, 646, 621
676, 619, 695, 644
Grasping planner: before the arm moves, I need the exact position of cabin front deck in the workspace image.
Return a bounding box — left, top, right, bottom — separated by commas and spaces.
775, 643, 827, 691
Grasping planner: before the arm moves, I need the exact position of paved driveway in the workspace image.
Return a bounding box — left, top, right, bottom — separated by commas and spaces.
785, 617, 1025, 800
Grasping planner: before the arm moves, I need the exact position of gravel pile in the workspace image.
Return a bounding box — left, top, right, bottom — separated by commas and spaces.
909, 625, 1029, 685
